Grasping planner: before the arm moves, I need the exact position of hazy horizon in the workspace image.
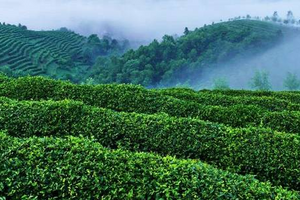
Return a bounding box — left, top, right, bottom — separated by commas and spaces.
1, 0, 300, 41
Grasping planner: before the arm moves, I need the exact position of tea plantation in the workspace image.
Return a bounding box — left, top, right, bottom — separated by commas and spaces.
0, 23, 129, 83
1, 75, 300, 199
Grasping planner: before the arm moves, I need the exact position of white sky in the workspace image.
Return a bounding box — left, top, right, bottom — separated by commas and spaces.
1, 0, 300, 40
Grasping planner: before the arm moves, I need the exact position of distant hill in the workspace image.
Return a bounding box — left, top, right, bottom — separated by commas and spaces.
90, 20, 298, 87
1, 20, 299, 87
0, 23, 129, 82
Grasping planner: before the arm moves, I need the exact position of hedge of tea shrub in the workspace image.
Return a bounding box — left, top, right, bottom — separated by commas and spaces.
0, 133, 299, 199
1, 97, 300, 190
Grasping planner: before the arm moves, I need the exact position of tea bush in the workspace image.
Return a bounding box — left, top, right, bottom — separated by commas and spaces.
1, 97, 300, 190
0, 133, 298, 199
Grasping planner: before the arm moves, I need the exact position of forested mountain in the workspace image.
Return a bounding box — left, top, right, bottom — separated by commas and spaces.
89, 20, 293, 87
0, 23, 129, 82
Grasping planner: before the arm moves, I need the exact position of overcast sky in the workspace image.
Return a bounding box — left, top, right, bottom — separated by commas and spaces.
1, 0, 300, 40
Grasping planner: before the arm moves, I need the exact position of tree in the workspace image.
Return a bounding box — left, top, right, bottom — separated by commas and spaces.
249, 70, 272, 91
213, 77, 230, 90
264, 16, 271, 21
88, 34, 101, 44
84, 34, 104, 63
184, 27, 190, 35
59, 27, 71, 32
272, 11, 279, 22
175, 80, 191, 88
18, 23, 27, 30
188, 49, 197, 61
284, 72, 300, 91
287, 11, 295, 24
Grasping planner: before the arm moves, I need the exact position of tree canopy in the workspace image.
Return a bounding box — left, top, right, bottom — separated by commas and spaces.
89, 20, 283, 87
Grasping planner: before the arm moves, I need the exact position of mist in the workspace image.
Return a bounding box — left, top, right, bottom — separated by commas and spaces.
2, 0, 300, 90
196, 29, 300, 91
1, 0, 300, 42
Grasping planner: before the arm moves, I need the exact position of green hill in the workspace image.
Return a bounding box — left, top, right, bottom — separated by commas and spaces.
0, 23, 129, 82
90, 20, 295, 87
1, 20, 297, 87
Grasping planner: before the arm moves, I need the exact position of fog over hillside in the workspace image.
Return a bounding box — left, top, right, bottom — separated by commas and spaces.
1, 0, 300, 90
197, 32, 300, 90
1, 0, 300, 41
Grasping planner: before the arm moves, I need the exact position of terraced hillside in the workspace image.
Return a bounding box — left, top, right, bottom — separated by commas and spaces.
0, 23, 129, 82
0, 23, 86, 77
1, 75, 300, 199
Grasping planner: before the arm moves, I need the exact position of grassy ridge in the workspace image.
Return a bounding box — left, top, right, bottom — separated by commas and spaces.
0, 132, 299, 199
1, 97, 300, 190
2, 76, 300, 134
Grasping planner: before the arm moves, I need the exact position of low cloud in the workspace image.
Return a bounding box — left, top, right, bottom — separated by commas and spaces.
1, 0, 300, 41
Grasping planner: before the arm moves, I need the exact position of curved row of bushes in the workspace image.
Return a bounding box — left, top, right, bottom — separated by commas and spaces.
2, 77, 300, 133
1, 97, 300, 190
200, 89, 300, 104
0, 77, 265, 127
0, 133, 299, 199
3, 75, 300, 107
158, 88, 300, 112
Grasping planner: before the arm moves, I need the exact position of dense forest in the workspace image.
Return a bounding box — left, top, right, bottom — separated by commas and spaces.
89, 20, 285, 87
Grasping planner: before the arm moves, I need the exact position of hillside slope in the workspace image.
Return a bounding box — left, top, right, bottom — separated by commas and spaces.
90, 20, 297, 87
1, 20, 298, 87
0, 23, 129, 82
